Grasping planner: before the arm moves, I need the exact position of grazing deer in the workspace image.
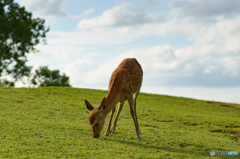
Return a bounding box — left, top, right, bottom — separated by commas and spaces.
85, 58, 143, 140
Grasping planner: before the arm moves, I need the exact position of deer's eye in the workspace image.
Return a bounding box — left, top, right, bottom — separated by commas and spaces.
95, 122, 98, 126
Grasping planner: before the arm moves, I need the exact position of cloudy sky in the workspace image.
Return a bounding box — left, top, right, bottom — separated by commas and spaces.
15, 0, 240, 104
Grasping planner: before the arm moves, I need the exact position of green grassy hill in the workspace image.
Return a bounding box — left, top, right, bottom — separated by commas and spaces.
0, 87, 239, 158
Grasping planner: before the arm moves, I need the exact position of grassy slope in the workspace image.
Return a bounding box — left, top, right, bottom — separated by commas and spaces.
0, 86, 239, 159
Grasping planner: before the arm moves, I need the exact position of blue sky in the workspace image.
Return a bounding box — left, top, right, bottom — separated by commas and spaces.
15, 0, 240, 104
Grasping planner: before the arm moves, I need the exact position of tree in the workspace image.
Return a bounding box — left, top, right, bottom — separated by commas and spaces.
31, 66, 71, 87
0, 78, 14, 86
0, 0, 49, 86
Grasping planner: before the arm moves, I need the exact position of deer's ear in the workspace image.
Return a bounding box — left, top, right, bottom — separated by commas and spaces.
98, 97, 106, 111
85, 99, 94, 111
101, 97, 106, 106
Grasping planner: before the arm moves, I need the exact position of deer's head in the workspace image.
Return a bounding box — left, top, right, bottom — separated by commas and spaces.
85, 98, 107, 138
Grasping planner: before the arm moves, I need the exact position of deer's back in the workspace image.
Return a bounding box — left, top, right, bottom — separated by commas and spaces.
108, 58, 143, 96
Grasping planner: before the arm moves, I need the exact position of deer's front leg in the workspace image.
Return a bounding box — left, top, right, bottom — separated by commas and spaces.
110, 102, 124, 133
105, 106, 116, 136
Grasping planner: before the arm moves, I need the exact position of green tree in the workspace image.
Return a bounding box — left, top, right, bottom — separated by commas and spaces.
0, 0, 49, 86
31, 66, 71, 87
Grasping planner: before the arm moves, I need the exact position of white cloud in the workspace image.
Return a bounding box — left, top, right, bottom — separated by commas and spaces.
36, 45, 82, 62
220, 58, 239, 76
173, 0, 240, 21
63, 53, 105, 88
64, 57, 93, 84
19, 0, 67, 18
47, 30, 136, 45
78, 3, 164, 29
72, 8, 95, 19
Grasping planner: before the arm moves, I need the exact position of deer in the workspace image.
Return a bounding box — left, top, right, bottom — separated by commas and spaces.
85, 58, 143, 140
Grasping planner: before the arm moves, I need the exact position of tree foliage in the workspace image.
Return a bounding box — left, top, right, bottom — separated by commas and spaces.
0, 0, 49, 86
31, 66, 71, 87
0, 78, 14, 86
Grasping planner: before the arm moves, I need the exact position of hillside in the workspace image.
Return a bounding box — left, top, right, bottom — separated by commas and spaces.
0, 87, 239, 158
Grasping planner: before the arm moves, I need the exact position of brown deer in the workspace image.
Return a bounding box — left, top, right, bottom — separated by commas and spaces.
85, 58, 143, 140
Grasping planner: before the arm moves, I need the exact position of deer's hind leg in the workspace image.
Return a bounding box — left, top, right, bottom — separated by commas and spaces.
128, 93, 141, 140
133, 91, 141, 135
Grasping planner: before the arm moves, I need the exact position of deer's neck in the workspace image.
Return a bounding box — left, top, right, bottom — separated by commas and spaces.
104, 89, 119, 115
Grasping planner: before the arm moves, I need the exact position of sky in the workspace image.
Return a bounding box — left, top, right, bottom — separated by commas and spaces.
15, 0, 240, 104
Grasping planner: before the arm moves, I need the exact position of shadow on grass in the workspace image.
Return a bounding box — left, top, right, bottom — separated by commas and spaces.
104, 137, 240, 158
103, 138, 212, 158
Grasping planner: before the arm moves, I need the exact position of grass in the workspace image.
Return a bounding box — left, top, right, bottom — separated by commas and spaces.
0, 86, 239, 158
